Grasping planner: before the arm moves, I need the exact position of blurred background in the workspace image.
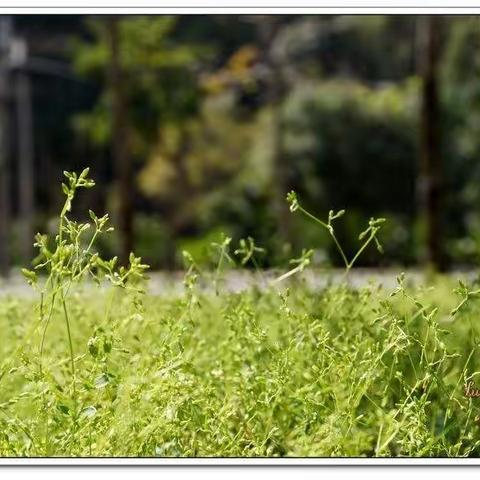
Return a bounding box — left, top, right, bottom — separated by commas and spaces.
0, 14, 479, 274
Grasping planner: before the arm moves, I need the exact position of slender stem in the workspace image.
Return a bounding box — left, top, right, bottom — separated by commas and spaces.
251, 256, 266, 285
331, 232, 349, 270
61, 289, 76, 401
297, 205, 329, 230
104, 287, 117, 325
85, 230, 99, 256
298, 206, 349, 269
39, 291, 44, 326
59, 211, 66, 243
0, 409, 35, 448
215, 248, 226, 295
272, 264, 302, 284
89, 423, 92, 456
72, 230, 99, 281
39, 291, 57, 374
38, 273, 60, 373
348, 232, 375, 271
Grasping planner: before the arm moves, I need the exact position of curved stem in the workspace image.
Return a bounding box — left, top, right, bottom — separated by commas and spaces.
331, 232, 349, 271
298, 206, 349, 269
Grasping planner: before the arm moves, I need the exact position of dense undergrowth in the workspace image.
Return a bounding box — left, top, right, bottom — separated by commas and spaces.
1, 276, 480, 457
1, 170, 480, 457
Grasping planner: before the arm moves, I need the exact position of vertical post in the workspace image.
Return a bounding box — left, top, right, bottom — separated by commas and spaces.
258, 18, 292, 250
107, 17, 133, 266
0, 16, 11, 276
417, 16, 444, 270
14, 37, 34, 263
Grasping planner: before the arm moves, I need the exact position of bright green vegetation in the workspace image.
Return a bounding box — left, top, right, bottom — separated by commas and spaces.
1, 275, 480, 457
1, 170, 480, 457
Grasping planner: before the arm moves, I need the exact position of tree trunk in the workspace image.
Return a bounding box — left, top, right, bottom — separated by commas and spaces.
417, 16, 444, 270
15, 38, 35, 264
258, 18, 293, 250
107, 17, 134, 266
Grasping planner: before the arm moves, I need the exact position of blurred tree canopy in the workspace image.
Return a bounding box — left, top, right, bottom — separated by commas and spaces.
4, 15, 480, 270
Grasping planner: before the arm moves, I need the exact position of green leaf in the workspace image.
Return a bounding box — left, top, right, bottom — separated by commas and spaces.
94, 373, 110, 389
21, 268, 37, 285
330, 209, 346, 221
358, 229, 369, 241
374, 237, 384, 254
79, 167, 90, 179
57, 404, 70, 415
88, 337, 99, 357
80, 405, 97, 419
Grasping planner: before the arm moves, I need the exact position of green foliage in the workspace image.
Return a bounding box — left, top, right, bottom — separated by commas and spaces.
272, 79, 418, 265
278, 190, 385, 280
1, 169, 480, 457
11, 16, 480, 270
1, 274, 480, 456
210, 233, 234, 296
73, 16, 203, 152
234, 237, 266, 269
19, 169, 149, 436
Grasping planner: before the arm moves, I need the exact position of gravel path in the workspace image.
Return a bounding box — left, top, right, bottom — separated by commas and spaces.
0, 268, 477, 299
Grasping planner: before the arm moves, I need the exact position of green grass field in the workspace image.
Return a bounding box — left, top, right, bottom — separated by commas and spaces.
2, 169, 480, 458
1, 273, 480, 457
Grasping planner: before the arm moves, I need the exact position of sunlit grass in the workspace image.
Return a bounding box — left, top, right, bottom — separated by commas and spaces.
1, 170, 479, 457
0, 274, 480, 457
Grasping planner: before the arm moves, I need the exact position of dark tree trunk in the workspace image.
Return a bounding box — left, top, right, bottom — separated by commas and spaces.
258, 18, 293, 249
417, 16, 444, 270
159, 126, 192, 270
107, 17, 134, 266
16, 38, 35, 264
